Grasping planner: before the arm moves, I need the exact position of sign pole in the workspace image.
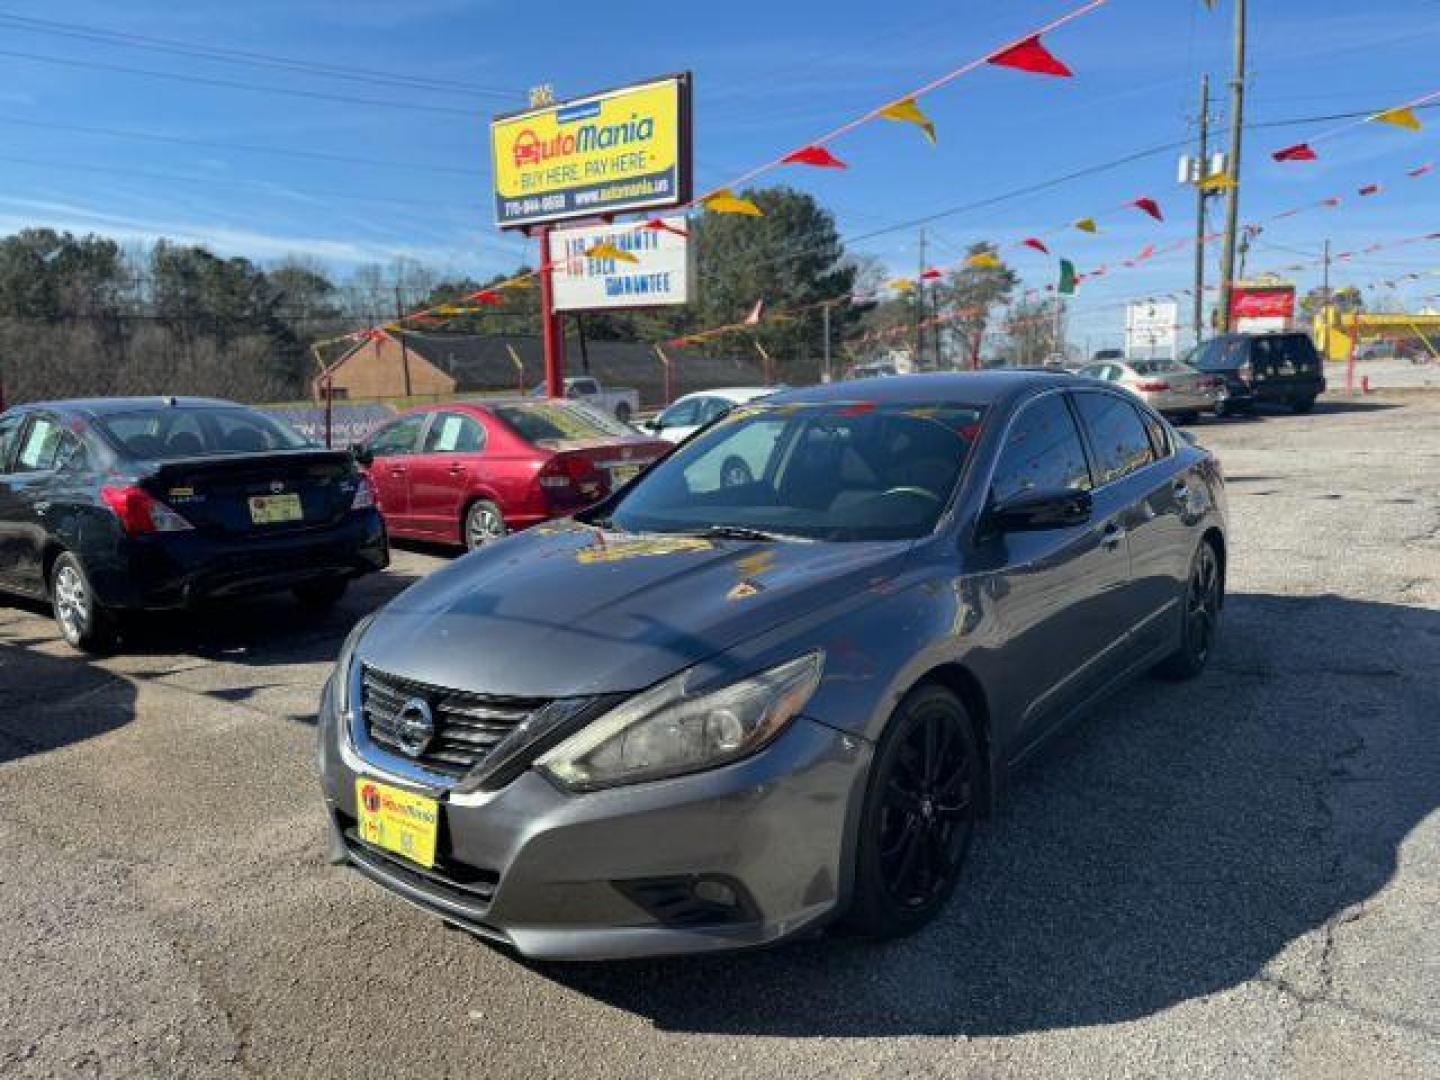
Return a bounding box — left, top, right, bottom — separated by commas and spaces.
538, 226, 565, 398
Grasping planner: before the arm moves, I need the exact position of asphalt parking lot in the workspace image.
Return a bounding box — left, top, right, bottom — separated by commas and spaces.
2, 397, 1437, 1079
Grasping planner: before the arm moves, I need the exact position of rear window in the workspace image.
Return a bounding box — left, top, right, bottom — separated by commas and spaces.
1130, 358, 1186, 375
493, 401, 632, 444
1251, 334, 1321, 376
98, 407, 311, 460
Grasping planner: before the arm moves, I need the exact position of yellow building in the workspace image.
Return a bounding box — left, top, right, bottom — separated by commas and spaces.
1313, 308, 1440, 362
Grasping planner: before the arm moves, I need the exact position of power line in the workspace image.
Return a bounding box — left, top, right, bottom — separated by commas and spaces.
0, 11, 521, 101
0, 48, 481, 117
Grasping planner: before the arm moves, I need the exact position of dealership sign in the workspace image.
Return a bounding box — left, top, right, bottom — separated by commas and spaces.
490, 74, 692, 229
547, 217, 691, 311
1230, 282, 1295, 333
1125, 299, 1179, 353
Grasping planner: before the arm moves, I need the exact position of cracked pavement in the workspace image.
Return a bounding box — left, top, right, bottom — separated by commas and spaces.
1, 397, 1437, 1078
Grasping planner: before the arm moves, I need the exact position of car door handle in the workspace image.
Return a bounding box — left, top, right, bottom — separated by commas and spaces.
447, 463, 466, 476
388, 466, 407, 477
1101, 522, 1126, 550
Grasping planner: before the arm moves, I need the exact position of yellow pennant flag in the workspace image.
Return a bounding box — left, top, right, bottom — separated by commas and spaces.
888, 277, 916, 292
967, 252, 1002, 269
1371, 106, 1422, 132
878, 97, 937, 144
704, 188, 764, 216
1074, 217, 1098, 234
584, 241, 640, 264
500, 277, 533, 289
1198, 172, 1237, 191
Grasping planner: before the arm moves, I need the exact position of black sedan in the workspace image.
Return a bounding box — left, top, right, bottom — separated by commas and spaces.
0, 397, 388, 651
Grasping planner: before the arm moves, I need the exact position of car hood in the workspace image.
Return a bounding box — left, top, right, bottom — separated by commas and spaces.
357, 521, 912, 698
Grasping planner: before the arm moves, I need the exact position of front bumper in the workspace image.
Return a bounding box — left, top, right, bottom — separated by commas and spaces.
89, 509, 388, 609
318, 685, 870, 961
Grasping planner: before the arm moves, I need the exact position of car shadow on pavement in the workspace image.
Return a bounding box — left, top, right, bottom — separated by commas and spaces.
536, 591, 1439, 1038
0, 639, 136, 765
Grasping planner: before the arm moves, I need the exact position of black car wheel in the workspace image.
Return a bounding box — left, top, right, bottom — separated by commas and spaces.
1291, 396, 1316, 414
464, 499, 507, 552
294, 578, 348, 610
50, 552, 114, 653
843, 684, 979, 938
1156, 539, 1223, 681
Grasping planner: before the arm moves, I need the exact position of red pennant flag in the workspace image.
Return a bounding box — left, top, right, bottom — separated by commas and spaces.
919, 268, 944, 281
988, 35, 1073, 77
1408, 162, 1435, 178
1136, 244, 1156, 261
1131, 196, 1164, 222
782, 145, 848, 168
1359, 183, 1382, 197
643, 218, 689, 237
1273, 142, 1318, 162
470, 289, 503, 305
1021, 237, 1050, 255
1322, 196, 1341, 207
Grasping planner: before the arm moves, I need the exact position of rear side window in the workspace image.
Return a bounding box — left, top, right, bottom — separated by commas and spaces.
991, 394, 1092, 503
15, 416, 64, 472
0, 414, 24, 472
423, 413, 485, 453
1073, 392, 1156, 485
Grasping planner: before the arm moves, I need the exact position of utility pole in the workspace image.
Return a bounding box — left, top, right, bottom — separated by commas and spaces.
821, 302, 833, 383
1193, 72, 1211, 344
394, 285, 413, 398
1320, 238, 1332, 356
1217, 0, 1247, 333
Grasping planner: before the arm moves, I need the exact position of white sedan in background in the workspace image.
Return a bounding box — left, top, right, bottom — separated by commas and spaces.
642, 387, 776, 444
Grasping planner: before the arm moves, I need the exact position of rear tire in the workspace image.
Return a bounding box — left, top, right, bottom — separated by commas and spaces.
842, 684, 980, 939
294, 578, 348, 610
463, 499, 507, 552
50, 552, 115, 653
1290, 396, 1316, 414
1155, 539, 1223, 681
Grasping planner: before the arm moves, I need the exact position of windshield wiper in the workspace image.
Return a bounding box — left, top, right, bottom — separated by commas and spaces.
693, 524, 810, 543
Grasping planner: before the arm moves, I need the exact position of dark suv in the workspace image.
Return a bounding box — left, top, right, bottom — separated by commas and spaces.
1185, 331, 1326, 415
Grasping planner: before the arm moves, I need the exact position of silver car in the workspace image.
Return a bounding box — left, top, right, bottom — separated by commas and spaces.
1078, 358, 1222, 421
317, 372, 1227, 960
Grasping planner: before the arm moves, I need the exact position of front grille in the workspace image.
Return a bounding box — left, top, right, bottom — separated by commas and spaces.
361, 666, 549, 778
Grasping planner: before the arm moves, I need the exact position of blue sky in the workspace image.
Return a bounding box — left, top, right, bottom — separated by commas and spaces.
2, 0, 1439, 345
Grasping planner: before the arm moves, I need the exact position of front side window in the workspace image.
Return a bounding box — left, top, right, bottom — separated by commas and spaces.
1073, 392, 1157, 485
657, 399, 701, 429
367, 414, 428, 457
594, 400, 985, 542
991, 394, 1092, 504
422, 413, 485, 454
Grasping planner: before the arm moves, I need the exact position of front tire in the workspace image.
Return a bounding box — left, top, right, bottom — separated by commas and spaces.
463, 499, 507, 552
1290, 396, 1316, 414
50, 552, 115, 653
843, 684, 980, 939
1156, 538, 1223, 681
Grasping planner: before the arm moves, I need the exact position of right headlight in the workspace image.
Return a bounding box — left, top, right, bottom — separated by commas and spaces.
535, 651, 824, 792
330, 614, 375, 719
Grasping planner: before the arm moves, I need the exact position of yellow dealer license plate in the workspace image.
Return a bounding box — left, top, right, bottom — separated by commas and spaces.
248, 492, 302, 524
355, 779, 439, 869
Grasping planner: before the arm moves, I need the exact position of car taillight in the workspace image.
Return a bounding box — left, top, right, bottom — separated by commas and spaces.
1134, 380, 1171, 392
1237, 362, 1253, 382
101, 485, 194, 535
538, 455, 607, 500
350, 474, 376, 510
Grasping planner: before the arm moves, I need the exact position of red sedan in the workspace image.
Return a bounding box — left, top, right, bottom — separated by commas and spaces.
354, 399, 669, 550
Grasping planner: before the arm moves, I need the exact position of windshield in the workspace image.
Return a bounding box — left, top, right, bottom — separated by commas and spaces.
98, 407, 311, 460
493, 400, 632, 444
590, 400, 984, 542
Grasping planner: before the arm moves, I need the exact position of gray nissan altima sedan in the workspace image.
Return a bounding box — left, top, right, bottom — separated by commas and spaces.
317, 371, 1227, 961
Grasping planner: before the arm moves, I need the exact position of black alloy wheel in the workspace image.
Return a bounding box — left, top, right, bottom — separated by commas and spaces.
843, 684, 980, 938
1157, 539, 1223, 680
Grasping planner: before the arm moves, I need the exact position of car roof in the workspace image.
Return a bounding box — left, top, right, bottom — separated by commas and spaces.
764, 370, 1081, 408
674, 387, 773, 404
15, 396, 243, 416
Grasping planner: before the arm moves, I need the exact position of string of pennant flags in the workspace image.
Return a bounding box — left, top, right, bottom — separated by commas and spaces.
1269, 88, 1440, 165
314, 0, 1110, 355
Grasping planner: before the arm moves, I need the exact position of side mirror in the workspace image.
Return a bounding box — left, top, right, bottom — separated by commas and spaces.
350, 442, 374, 466
989, 488, 1092, 532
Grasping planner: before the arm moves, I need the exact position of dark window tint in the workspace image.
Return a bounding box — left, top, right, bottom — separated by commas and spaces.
422, 413, 485, 453
696, 397, 732, 424
0, 414, 24, 472
98, 407, 308, 460
54, 432, 89, 472
1073, 392, 1157, 484
1251, 334, 1320, 376
494, 401, 630, 444
1140, 408, 1173, 458
991, 394, 1092, 503
14, 416, 64, 472
368, 414, 427, 457
658, 398, 702, 428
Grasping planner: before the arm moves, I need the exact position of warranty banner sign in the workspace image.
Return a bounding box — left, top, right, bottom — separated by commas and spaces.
490, 74, 692, 230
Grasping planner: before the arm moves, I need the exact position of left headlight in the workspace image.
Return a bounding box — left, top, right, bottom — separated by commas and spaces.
330, 614, 375, 719
535, 651, 824, 792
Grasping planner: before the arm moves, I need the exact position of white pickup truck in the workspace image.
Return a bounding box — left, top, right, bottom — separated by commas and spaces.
531, 376, 640, 424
